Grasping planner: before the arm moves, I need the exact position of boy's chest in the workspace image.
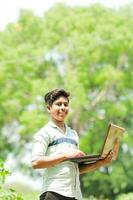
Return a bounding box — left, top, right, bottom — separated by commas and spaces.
46, 128, 78, 155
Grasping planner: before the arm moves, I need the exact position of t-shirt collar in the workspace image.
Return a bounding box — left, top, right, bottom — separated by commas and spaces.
48, 120, 67, 133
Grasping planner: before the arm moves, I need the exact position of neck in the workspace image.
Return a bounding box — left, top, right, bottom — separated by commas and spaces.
51, 118, 65, 132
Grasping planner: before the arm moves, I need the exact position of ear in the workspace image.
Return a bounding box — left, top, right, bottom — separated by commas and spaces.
47, 105, 51, 113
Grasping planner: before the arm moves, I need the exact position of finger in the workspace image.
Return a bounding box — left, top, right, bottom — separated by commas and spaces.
109, 150, 113, 156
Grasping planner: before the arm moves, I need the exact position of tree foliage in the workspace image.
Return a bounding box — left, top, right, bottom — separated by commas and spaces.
0, 3, 133, 199
0, 160, 23, 200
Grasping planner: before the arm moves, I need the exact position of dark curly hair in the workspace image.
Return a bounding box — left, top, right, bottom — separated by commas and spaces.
44, 89, 70, 107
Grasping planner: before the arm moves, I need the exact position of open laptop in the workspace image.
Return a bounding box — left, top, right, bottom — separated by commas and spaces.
69, 123, 125, 164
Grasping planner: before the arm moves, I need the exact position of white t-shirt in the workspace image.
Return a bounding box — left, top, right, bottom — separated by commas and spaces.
32, 121, 82, 200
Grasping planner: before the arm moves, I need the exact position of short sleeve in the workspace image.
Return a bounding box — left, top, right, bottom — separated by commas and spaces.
31, 128, 50, 162
73, 130, 80, 149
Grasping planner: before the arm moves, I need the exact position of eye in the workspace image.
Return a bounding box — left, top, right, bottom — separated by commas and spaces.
64, 103, 68, 107
56, 103, 62, 106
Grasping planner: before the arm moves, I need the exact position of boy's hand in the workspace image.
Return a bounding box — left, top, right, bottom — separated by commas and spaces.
65, 150, 85, 159
102, 150, 114, 164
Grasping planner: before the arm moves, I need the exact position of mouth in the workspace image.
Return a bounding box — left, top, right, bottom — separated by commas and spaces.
58, 112, 67, 116
59, 113, 65, 116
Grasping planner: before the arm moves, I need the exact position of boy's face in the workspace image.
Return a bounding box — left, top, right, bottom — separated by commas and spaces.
48, 96, 69, 122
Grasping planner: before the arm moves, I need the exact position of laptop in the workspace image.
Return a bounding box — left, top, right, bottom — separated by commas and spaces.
69, 123, 125, 164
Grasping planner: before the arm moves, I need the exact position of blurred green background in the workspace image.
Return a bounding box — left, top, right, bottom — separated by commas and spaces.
0, 2, 133, 200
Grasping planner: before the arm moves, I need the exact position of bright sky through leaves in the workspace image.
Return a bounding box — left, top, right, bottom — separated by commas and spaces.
0, 0, 130, 30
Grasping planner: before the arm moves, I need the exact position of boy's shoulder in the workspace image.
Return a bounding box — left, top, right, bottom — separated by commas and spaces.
34, 123, 50, 136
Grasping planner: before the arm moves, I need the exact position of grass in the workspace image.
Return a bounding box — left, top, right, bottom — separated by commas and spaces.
22, 192, 39, 200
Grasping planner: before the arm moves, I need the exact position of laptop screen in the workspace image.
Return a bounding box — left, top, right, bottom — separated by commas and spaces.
100, 123, 125, 159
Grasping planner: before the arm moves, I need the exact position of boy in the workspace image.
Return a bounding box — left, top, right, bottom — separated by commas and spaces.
31, 89, 113, 200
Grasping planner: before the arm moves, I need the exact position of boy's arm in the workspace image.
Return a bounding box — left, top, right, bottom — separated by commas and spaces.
79, 151, 113, 174
32, 154, 66, 169
32, 150, 85, 169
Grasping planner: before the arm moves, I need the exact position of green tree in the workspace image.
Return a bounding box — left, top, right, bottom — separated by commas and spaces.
0, 3, 133, 199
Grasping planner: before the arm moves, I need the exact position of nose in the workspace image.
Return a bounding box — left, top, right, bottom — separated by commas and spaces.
61, 104, 65, 110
